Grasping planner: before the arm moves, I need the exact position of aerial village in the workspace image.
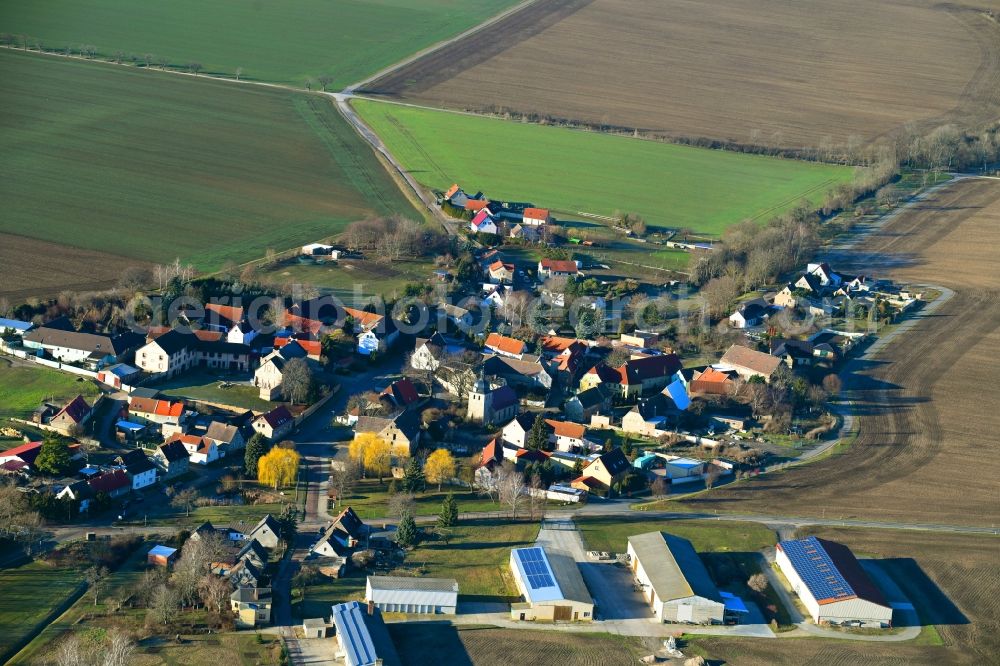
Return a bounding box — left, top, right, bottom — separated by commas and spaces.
0, 182, 926, 663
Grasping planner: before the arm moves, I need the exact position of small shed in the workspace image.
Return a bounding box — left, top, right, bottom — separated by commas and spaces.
302, 617, 329, 638
147, 544, 178, 568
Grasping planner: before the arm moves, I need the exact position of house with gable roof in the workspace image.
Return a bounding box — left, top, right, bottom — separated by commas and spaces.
154, 440, 190, 478
253, 339, 310, 400
49, 395, 95, 435
484, 333, 526, 359
165, 433, 219, 465
252, 405, 294, 441
572, 448, 630, 494
247, 514, 282, 549
537, 259, 579, 279
487, 260, 515, 284
470, 209, 498, 235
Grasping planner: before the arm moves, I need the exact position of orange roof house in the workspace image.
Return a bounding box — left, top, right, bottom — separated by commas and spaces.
484, 333, 526, 358
465, 199, 492, 213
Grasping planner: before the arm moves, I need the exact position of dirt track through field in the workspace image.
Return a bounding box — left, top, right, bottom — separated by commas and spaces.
684, 179, 1000, 526
366, 0, 1000, 148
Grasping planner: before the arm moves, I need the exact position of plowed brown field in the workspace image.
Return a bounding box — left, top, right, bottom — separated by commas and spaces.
693, 528, 999, 665
683, 178, 1000, 525
0, 233, 147, 302
366, 0, 1000, 148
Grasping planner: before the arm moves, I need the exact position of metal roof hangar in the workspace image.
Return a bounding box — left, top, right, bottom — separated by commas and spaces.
509, 547, 594, 622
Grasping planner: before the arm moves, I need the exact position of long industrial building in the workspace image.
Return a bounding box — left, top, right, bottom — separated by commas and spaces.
365, 575, 459, 614
776, 536, 893, 628
627, 531, 730, 624
509, 546, 594, 621
330, 601, 401, 666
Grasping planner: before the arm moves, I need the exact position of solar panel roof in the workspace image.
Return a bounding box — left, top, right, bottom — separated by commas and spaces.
511, 547, 563, 603
779, 537, 856, 603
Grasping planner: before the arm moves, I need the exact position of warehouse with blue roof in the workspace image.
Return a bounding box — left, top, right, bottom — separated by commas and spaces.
776, 536, 893, 628
509, 546, 594, 621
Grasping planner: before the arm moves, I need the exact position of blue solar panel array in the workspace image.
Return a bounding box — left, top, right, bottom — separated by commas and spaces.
516, 547, 556, 590
780, 537, 855, 602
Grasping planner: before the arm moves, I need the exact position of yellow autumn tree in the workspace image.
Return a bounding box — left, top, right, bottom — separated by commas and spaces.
349, 432, 392, 482
424, 449, 456, 491
257, 446, 300, 490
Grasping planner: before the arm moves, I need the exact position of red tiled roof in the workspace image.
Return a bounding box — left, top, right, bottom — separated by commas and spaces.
696, 367, 732, 383
129, 397, 184, 418
0, 440, 43, 462
572, 475, 601, 488
343, 307, 383, 330
166, 433, 209, 452
480, 438, 502, 468
88, 469, 129, 493
472, 209, 493, 227
539, 259, 578, 274
148, 327, 223, 343
205, 303, 245, 324
275, 337, 322, 358
540, 336, 578, 353
444, 184, 460, 199
485, 333, 526, 356
515, 449, 550, 462
523, 207, 550, 220
464, 199, 491, 212
381, 378, 420, 406
545, 419, 586, 439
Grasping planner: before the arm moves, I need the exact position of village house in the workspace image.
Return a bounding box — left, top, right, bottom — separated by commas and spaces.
230, 586, 272, 629
484, 333, 527, 359
87, 468, 131, 499
165, 433, 219, 465
501, 413, 542, 449
537, 258, 579, 280
204, 421, 246, 458
247, 514, 282, 549
522, 207, 552, 226
379, 378, 421, 410
487, 260, 515, 284
273, 333, 323, 361
769, 338, 837, 369
580, 354, 682, 399
619, 330, 659, 349
689, 367, 738, 396
127, 396, 187, 436
719, 345, 782, 383
285, 298, 398, 356
253, 339, 310, 400
135, 328, 252, 378
0, 440, 81, 474
564, 385, 613, 422
114, 449, 158, 490
0, 317, 33, 336
410, 332, 467, 372
545, 419, 597, 453
572, 448, 631, 494
153, 440, 190, 478
203, 303, 259, 345
48, 395, 95, 436
56, 480, 94, 511
439, 302, 474, 330
22, 323, 143, 368
728, 299, 769, 329
481, 284, 512, 310
252, 405, 294, 441
483, 353, 553, 390
353, 410, 422, 458
470, 209, 498, 235
310, 506, 367, 572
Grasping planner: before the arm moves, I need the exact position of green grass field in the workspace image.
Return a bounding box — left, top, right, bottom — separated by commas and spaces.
575, 516, 776, 555
262, 257, 437, 304
0, 360, 101, 421
150, 370, 273, 412
0, 560, 84, 664
0, 0, 520, 88
340, 480, 504, 521
0, 50, 419, 271
353, 100, 855, 237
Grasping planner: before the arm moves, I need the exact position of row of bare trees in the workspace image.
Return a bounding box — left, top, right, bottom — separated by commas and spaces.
341, 215, 449, 260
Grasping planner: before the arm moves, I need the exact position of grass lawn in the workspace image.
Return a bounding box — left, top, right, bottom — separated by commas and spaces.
0, 359, 101, 421
0, 560, 85, 664
262, 257, 437, 305
339, 480, 504, 521
0, 50, 419, 272
132, 633, 280, 666
295, 571, 368, 620
143, 501, 288, 530
402, 518, 539, 600
575, 516, 776, 555
0, 0, 520, 88
150, 370, 273, 412
353, 99, 855, 238
8, 540, 154, 664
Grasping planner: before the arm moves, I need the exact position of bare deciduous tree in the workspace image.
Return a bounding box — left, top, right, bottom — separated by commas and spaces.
497, 464, 527, 520
748, 572, 769, 594
387, 492, 415, 520
281, 357, 313, 405
147, 584, 179, 626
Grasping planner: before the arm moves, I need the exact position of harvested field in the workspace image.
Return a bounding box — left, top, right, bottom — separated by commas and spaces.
691, 528, 999, 665
388, 624, 645, 666
683, 179, 1000, 525
0, 50, 418, 281
0, 233, 146, 301
367, 0, 1000, 148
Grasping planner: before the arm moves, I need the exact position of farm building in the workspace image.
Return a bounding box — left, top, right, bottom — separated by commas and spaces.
147, 545, 178, 567
330, 601, 401, 666
365, 576, 459, 614
627, 532, 733, 625
509, 546, 594, 622
775, 537, 893, 628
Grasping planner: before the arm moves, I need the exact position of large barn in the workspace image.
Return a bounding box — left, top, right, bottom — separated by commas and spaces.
627, 531, 732, 624
365, 576, 459, 615
776, 536, 893, 628
509, 546, 594, 622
